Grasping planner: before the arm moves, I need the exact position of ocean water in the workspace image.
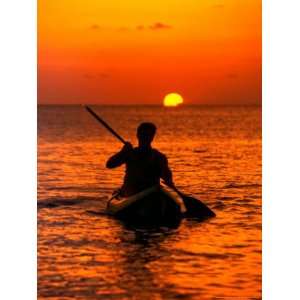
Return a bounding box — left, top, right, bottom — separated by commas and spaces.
38, 105, 261, 300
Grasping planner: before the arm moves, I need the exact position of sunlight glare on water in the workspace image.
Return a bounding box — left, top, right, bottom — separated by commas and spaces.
38, 105, 261, 299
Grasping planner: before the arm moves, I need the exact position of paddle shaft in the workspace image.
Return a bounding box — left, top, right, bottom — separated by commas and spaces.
84, 105, 126, 144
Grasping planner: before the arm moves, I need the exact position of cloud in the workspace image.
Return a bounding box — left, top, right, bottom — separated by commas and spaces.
227, 73, 238, 79
98, 73, 109, 78
83, 73, 110, 79
90, 24, 101, 30
88, 22, 172, 32
83, 74, 93, 79
149, 22, 172, 30
136, 22, 173, 31
136, 25, 145, 31
117, 27, 130, 32
212, 4, 225, 9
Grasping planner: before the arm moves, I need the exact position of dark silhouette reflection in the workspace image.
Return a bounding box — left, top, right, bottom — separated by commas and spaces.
114, 228, 188, 300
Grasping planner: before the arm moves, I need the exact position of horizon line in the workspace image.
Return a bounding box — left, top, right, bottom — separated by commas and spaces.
38, 103, 261, 107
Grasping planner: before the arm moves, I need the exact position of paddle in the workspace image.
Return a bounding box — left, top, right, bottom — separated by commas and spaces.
171, 185, 216, 219
84, 105, 126, 144
84, 105, 215, 219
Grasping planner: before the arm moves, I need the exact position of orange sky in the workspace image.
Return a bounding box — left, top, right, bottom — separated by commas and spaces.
38, 0, 261, 105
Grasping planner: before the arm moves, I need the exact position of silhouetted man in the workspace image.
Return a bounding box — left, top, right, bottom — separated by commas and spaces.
106, 122, 174, 196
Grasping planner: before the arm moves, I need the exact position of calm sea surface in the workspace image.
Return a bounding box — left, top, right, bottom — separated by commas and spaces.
38, 105, 261, 300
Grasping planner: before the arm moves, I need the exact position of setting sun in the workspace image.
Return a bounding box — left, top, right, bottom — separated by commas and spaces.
163, 93, 184, 107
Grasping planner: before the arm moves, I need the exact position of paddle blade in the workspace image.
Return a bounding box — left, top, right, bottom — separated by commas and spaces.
182, 195, 216, 219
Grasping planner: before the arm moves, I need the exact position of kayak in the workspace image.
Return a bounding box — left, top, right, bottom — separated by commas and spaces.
106, 185, 185, 227
106, 185, 216, 227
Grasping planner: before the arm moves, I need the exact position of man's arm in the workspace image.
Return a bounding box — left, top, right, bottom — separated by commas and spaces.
160, 155, 174, 187
106, 142, 132, 169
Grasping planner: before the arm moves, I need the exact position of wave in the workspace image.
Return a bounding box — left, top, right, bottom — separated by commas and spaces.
38, 196, 107, 209
44, 186, 104, 192
193, 148, 208, 153
224, 183, 261, 189
174, 249, 243, 259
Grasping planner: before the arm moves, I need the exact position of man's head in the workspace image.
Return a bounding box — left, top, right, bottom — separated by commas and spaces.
137, 122, 157, 147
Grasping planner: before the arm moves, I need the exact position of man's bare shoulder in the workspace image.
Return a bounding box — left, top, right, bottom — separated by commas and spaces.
152, 148, 168, 160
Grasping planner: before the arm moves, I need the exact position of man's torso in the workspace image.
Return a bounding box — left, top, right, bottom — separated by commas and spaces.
121, 147, 166, 196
